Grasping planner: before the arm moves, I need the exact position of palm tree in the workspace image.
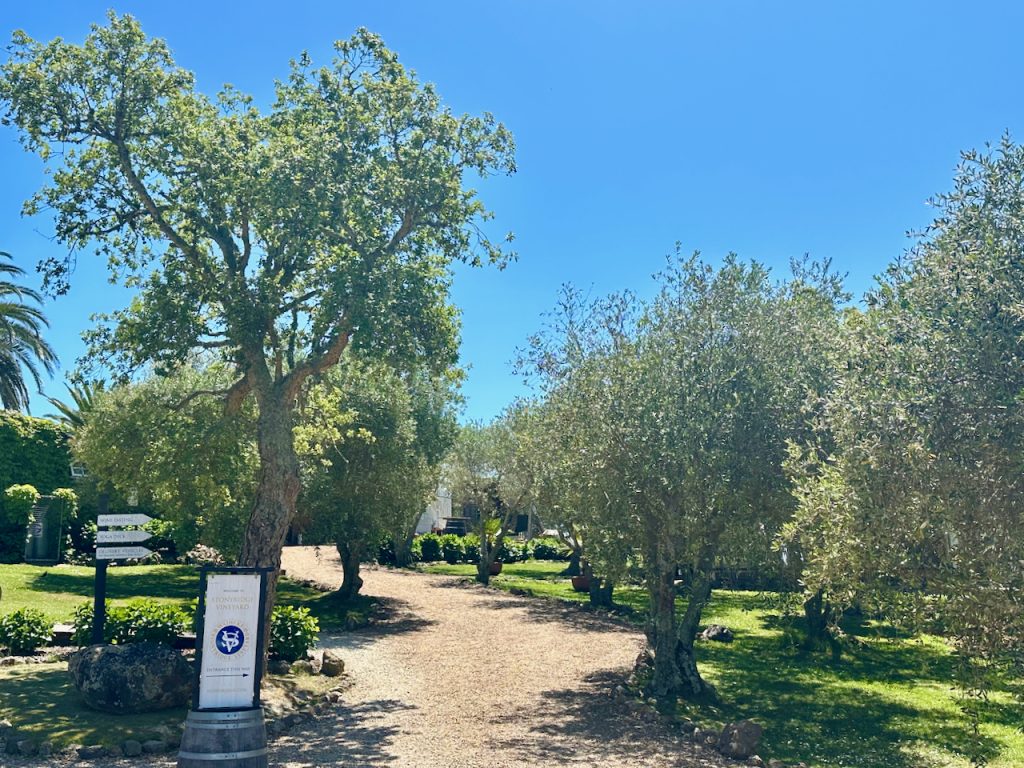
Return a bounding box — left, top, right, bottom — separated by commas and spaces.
0, 251, 58, 411
45, 380, 104, 430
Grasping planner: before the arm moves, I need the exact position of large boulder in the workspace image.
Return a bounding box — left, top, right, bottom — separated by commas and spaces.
68, 643, 192, 713
718, 719, 763, 759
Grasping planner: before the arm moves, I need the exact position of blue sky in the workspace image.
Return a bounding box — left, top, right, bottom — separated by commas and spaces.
3, 1, 1024, 420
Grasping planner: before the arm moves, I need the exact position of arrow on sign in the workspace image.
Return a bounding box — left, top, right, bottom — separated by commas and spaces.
97, 513, 153, 527
96, 530, 152, 544
95, 546, 153, 560
206, 673, 251, 678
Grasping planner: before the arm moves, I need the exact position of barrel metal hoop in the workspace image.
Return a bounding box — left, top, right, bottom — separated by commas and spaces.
177, 748, 268, 761
187, 709, 262, 722
183, 720, 258, 730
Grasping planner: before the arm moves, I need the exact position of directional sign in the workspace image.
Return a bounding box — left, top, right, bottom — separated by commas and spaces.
96, 530, 152, 544
97, 513, 153, 527
95, 546, 153, 560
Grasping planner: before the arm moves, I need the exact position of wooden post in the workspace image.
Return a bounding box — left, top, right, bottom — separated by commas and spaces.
91, 491, 109, 644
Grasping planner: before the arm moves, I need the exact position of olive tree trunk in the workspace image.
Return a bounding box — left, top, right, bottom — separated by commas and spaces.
674, 569, 716, 700
335, 541, 364, 601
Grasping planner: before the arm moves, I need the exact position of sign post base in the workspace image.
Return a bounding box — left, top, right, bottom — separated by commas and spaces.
177, 708, 268, 768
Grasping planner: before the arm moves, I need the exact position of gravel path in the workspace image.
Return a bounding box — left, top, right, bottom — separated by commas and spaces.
271, 546, 732, 768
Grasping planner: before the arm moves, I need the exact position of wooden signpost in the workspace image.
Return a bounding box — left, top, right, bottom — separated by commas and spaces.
91, 506, 154, 644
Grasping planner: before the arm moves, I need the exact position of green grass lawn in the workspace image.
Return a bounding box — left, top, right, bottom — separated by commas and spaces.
0, 562, 362, 630
420, 560, 1024, 768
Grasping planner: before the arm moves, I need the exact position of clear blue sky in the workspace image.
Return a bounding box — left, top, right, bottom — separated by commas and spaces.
3, 1, 1023, 420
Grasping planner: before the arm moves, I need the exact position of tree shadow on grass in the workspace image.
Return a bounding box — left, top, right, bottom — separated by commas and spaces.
0, 663, 187, 749
268, 698, 414, 766
693, 627, 1006, 768
27, 565, 200, 601
486, 671, 726, 767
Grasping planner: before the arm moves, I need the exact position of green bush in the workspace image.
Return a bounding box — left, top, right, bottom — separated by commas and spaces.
418, 533, 442, 562
440, 533, 465, 564
530, 537, 569, 561
270, 605, 319, 662
0, 608, 52, 655
2, 484, 39, 527
463, 533, 481, 563
71, 600, 191, 646
499, 538, 528, 563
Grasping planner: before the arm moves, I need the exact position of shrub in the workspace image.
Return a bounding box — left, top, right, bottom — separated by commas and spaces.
462, 533, 481, 563
499, 539, 528, 563
530, 537, 569, 561
418, 533, 442, 562
71, 600, 191, 646
0, 608, 52, 655
2, 484, 39, 527
440, 533, 465, 564
377, 538, 397, 566
270, 605, 319, 662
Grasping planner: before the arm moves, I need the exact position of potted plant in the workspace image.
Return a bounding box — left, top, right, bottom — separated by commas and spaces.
489, 560, 503, 576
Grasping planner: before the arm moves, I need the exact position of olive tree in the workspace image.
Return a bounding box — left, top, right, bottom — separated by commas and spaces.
783, 137, 1024, 707
0, 15, 514, 621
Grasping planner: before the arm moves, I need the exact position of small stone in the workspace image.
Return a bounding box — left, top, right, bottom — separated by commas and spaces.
291, 660, 314, 675
0, 657, 18, 667
719, 720, 764, 760
123, 739, 143, 756
78, 744, 107, 759
705, 733, 719, 746
768, 760, 786, 768
268, 659, 291, 675
266, 720, 284, 738
38, 741, 52, 757
699, 624, 734, 643
748, 757, 765, 767
142, 739, 168, 753
321, 649, 345, 677
16, 739, 37, 756
284, 713, 304, 728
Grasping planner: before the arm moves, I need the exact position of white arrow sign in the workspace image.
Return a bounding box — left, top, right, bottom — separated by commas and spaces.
95, 546, 153, 560
96, 530, 152, 544
97, 513, 153, 528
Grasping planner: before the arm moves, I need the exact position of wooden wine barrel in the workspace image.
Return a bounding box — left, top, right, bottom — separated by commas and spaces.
177, 708, 268, 768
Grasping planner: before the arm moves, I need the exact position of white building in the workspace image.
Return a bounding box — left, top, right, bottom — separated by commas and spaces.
415, 487, 453, 534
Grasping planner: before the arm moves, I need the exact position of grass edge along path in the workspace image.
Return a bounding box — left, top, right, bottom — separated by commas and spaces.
418, 561, 1024, 768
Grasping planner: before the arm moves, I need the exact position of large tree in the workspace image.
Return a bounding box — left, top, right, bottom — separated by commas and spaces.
0, 252, 57, 411
0, 15, 514, 618
783, 137, 1024, 708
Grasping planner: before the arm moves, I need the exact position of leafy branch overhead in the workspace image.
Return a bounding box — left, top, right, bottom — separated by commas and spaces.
0, 12, 516, 400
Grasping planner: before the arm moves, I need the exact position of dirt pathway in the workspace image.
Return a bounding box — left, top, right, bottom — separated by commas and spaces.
273, 546, 731, 767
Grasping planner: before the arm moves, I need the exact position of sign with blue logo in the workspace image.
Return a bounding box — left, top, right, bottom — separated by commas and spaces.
198, 574, 261, 709
215, 625, 245, 655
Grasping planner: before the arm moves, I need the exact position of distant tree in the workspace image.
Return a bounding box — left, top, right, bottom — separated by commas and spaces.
0, 252, 57, 411
45, 380, 104, 431
298, 359, 458, 599
0, 14, 514, 631
73, 366, 259, 556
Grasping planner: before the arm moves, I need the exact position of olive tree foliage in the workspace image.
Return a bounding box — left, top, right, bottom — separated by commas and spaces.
73, 365, 259, 556
297, 358, 459, 600
0, 15, 515, 605
444, 411, 537, 585
522, 253, 845, 704
783, 137, 1024, 705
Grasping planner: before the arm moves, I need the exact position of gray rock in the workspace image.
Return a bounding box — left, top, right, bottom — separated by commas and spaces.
142, 739, 168, 753
16, 739, 36, 756
321, 649, 345, 677
122, 740, 143, 756
705, 733, 719, 746
291, 660, 315, 675
268, 659, 291, 675
68, 643, 192, 714
700, 624, 734, 643
307, 651, 323, 675
0, 657, 18, 666
719, 719, 763, 760
747, 757, 765, 767
38, 741, 52, 757
77, 744, 107, 759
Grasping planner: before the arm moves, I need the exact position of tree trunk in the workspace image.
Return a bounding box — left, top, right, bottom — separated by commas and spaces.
802, 588, 841, 659
646, 558, 682, 701
588, 576, 614, 607
393, 516, 419, 568
674, 569, 716, 700
335, 541, 364, 601
561, 547, 583, 577
238, 389, 302, 669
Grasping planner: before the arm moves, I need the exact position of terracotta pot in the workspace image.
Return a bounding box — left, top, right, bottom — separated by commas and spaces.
571, 575, 591, 593
489, 561, 503, 576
